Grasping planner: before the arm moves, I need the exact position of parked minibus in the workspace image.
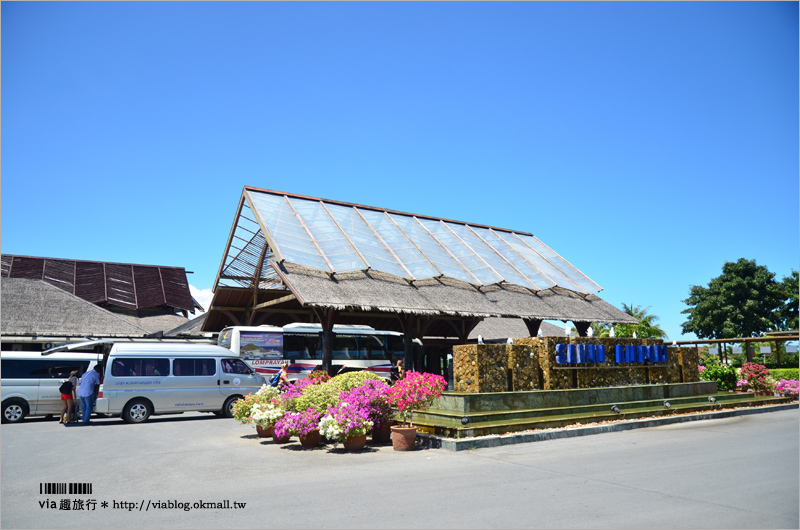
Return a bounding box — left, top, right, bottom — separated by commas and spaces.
95, 343, 265, 423
218, 323, 410, 380
1, 351, 103, 423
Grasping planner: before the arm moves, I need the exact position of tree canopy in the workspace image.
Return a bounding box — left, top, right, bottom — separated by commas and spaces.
614, 304, 668, 339
681, 258, 787, 339
777, 269, 798, 331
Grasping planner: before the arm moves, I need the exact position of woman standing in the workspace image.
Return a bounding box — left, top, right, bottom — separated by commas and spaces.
60, 370, 79, 424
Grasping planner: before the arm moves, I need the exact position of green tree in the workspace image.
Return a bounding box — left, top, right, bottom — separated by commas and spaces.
681, 258, 784, 339
614, 304, 667, 339
777, 269, 798, 331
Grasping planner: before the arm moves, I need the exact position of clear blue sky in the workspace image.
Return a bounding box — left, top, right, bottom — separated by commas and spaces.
3, 2, 798, 340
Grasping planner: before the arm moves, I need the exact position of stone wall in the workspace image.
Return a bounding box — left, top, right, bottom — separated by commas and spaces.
452, 338, 700, 393
453, 344, 507, 393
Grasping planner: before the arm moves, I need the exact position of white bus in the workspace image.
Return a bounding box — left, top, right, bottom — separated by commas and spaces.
217, 323, 411, 380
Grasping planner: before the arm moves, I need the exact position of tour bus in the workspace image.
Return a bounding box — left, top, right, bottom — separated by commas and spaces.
1, 350, 103, 423
95, 343, 265, 423
217, 323, 411, 380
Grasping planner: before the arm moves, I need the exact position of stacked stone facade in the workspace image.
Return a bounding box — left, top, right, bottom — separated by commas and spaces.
452, 338, 699, 393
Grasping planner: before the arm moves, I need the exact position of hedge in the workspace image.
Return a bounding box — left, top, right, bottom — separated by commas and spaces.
768, 368, 799, 381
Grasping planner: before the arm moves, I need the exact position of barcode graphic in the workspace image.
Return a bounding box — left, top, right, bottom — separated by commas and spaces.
39, 483, 92, 495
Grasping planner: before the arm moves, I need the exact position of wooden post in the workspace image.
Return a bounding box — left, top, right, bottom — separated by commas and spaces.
399, 314, 417, 373
573, 322, 591, 337
523, 319, 542, 337
314, 308, 336, 376
745, 340, 752, 363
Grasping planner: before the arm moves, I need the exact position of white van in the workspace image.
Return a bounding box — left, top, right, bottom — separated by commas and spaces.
96, 343, 265, 423
1, 351, 103, 423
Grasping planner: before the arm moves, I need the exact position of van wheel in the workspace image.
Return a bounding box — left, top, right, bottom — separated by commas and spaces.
221, 396, 240, 419
2, 399, 28, 424
122, 399, 152, 424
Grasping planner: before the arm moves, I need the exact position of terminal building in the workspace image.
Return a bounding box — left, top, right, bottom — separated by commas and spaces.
202, 186, 638, 374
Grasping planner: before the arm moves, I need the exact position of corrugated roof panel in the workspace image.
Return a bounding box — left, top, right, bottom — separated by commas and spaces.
517, 234, 602, 293
240, 188, 602, 293
325, 204, 411, 279
471, 227, 556, 290
418, 219, 503, 285
247, 192, 331, 272
495, 231, 586, 293
288, 198, 366, 272
447, 224, 537, 289
387, 213, 479, 284
357, 210, 440, 279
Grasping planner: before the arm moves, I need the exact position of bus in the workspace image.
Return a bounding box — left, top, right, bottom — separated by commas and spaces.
217, 323, 412, 380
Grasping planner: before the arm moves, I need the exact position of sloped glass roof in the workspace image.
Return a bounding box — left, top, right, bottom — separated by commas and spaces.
242, 188, 602, 294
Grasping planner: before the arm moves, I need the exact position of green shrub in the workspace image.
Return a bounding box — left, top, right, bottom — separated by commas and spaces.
769, 368, 799, 381
700, 364, 738, 391
287, 371, 383, 414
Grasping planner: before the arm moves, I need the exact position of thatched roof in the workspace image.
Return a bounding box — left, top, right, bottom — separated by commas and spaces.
469, 319, 565, 341
1, 278, 152, 337
165, 313, 208, 337
113, 310, 192, 335
275, 261, 638, 324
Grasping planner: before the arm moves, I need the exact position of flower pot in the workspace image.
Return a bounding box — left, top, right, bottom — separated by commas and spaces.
256, 424, 274, 438
342, 434, 367, 451
371, 422, 392, 443
299, 429, 322, 448
390, 425, 417, 451
272, 432, 291, 444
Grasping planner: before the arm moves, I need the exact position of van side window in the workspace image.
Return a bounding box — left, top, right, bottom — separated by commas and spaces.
0, 360, 90, 378
221, 359, 252, 374
111, 358, 169, 377
173, 358, 217, 377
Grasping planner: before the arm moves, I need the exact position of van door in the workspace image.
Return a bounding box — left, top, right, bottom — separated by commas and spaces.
34, 360, 94, 415
170, 357, 225, 411
219, 358, 263, 400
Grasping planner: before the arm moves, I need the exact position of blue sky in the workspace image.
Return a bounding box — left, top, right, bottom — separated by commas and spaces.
3, 2, 798, 340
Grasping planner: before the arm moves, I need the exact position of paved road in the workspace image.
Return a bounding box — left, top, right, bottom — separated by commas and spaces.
2, 409, 798, 529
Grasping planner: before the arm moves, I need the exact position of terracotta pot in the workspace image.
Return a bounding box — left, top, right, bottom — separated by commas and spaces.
256, 424, 274, 438
342, 434, 367, 451
272, 432, 292, 444
371, 422, 392, 443
299, 429, 322, 448
390, 425, 417, 451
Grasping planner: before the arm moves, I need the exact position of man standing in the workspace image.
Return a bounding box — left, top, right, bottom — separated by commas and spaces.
77, 364, 102, 425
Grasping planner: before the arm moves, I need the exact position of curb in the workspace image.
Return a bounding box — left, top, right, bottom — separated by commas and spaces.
415, 403, 799, 451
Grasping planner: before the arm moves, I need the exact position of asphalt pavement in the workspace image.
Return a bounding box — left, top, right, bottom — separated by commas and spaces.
1, 408, 798, 529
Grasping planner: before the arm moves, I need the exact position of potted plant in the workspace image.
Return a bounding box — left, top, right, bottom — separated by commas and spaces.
387, 371, 446, 451
248, 387, 287, 441
775, 379, 799, 398
318, 401, 373, 451
233, 385, 282, 437
339, 380, 394, 443
274, 407, 323, 448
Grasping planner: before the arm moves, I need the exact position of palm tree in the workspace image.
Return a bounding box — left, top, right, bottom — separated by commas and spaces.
615, 304, 668, 339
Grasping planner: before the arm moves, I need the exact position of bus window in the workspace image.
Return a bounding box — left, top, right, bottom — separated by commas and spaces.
283, 334, 320, 359
332, 335, 358, 360
359, 335, 387, 360
218, 329, 232, 350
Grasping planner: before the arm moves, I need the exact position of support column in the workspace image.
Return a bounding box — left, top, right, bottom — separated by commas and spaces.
745, 340, 753, 363
397, 314, 418, 373
313, 308, 336, 376
573, 321, 591, 337
523, 318, 542, 338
